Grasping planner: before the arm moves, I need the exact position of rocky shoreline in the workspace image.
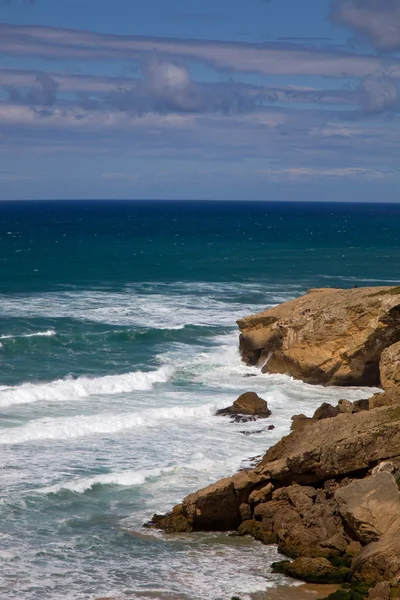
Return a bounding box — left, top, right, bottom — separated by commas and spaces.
146, 287, 400, 600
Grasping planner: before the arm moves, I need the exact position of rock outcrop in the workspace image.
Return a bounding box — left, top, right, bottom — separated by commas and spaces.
335, 472, 400, 545
216, 391, 272, 421
146, 287, 400, 595
148, 404, 400, 532
237, 286, 400, 386
148, 404, 400, 591
380, 341, 400, 400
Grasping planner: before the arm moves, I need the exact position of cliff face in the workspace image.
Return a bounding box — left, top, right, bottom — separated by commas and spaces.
237, 286, 400, 386
147, 287, 400, 594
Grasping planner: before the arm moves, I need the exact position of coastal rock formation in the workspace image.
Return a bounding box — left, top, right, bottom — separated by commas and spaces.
237, 286, 400, 386
335, 472, 400, 545
148, 404, 400, 590
147, 287, 400, 594
148, 404, 400, 532
380, 341, 400, 400
216, 391, 272, 421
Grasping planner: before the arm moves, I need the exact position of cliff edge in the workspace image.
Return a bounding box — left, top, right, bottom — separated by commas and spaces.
238, 286, 400, 386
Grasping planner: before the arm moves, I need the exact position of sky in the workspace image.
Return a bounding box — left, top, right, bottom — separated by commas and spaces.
1, 0, 400, 201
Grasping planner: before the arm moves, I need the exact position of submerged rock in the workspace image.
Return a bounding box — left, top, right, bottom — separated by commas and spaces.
216, 392, 272, 421
237, 286, 400, 386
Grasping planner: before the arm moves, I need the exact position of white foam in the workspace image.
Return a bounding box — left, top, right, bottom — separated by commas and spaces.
0, 365, 174, 408
0, 403, 214, 444
41, 466, 173, 494
0, 329, 56, 340
0, 283, 296, 329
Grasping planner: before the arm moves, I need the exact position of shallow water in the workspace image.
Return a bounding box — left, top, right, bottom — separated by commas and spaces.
0, 200, 399, 599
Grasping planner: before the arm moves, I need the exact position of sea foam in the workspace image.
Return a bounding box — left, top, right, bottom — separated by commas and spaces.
0, 365, 173, 408
0, 403, 215, 444
0, 330, 56, 340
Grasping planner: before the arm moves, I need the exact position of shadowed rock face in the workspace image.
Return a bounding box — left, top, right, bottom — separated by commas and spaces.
237, 286, 400, 386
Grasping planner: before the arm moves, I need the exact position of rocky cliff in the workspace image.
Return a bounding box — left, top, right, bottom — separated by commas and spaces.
238, 286, 400, 386
147, 287, 400, 598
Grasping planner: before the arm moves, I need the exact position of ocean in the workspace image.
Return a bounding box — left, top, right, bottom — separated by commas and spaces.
1, 200, 399, 600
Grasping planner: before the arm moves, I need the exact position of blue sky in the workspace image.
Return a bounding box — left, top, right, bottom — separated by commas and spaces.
1, 0, 400, 201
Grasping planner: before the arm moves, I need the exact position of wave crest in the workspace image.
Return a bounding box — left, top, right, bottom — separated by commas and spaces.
0, 365, 174, 408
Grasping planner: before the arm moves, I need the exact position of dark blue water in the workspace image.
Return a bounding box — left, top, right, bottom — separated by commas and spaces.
2, 200, 400, 293
0, 200, 398, 600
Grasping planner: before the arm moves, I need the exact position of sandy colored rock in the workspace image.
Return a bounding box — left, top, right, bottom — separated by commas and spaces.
367, 582, 391, 599
216, 391, 272, 419
248, 482, 274, 504
380, 341, 400, 399
335, 472, 400, 544
259, 404, 400, 483
353, 533, 400, 585
237, 286, 400, 386
338, 399, 354, 414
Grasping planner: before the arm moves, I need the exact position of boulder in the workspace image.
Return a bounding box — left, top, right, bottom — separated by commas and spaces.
272, 557, 350, 584
335, 473, 400, 544
380, 341, 400, 400
313, 403, 340, 420
216, 392, 271, 420
352, 534, 400, 585
338, 399, 354, 414
237, 286, 400, 386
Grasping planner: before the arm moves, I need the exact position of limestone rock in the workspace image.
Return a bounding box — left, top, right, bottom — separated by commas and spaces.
216, 392, 271, 420
335, 473, 400, 544
353, 533, 400, 585
237, 286, 400, 386
259, 404, 400, 484
271, 557, 350, 584
380, 341, 400, 400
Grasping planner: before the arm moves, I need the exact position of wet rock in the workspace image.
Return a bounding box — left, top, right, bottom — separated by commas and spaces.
240, 425, 275, 436
237, 519, 277, 544
216, 392, 272, 420
272, 557, 350, 584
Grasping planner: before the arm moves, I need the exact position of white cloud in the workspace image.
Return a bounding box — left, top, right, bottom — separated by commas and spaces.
2, 23, 400, 78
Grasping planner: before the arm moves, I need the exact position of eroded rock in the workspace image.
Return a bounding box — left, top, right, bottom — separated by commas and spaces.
216, 392, 272, 421
335, 472, 400, 544
272, 556, 350, 584
380, 341, 400, 400
237, 286, 400, 386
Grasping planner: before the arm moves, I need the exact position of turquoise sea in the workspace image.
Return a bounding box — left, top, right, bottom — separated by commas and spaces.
1, 200, 400, 600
